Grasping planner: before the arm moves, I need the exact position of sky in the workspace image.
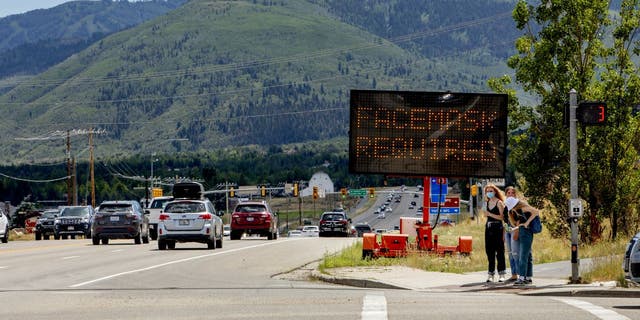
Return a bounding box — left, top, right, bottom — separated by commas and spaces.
0, 0, 74, 18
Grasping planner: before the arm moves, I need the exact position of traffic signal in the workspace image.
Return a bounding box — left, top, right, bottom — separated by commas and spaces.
470, 185, 478, 197
229, 186, 235, 198
341, 187, 347, 199
292, 182, 299, 197
312, 186, 319, 200
260, 185, 266, 197
368, 187, 375, 198
577, 102, 606, 125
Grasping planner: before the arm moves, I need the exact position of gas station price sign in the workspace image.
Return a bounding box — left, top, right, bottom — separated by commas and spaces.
349, 90, 508, 177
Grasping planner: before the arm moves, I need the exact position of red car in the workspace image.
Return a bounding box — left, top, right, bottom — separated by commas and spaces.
230, 201, 278, 240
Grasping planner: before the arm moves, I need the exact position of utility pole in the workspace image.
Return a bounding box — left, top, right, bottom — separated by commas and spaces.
569, 89, 580, 283
89, 129, 95, 208
66, 131, 72, 205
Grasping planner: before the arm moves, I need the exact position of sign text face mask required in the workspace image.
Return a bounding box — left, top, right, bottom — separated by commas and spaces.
349, 90, 508, 178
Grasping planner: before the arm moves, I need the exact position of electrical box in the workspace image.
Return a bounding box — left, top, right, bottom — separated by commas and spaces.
569, 198, 583, 217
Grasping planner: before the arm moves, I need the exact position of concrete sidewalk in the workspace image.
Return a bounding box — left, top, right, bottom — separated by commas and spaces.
312, 261, 640, 297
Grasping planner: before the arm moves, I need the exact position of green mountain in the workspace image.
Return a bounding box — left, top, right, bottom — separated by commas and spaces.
0, 0, 187, 82
0, 0, 518, 165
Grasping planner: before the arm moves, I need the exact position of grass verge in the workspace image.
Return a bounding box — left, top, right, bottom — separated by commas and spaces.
319, 218, 629, 285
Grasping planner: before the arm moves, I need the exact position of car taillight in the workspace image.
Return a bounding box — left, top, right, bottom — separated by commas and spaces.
199, 213, 212, 220
159, 214, 170, 221
320, 220, 326, 224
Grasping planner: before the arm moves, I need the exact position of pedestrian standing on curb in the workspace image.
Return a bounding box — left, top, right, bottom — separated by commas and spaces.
505, 196, 540, 286
504, 186, 520, 281
483, 184, 507, 283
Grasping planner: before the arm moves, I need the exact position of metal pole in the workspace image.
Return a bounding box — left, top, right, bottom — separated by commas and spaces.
569, 89, 580, 283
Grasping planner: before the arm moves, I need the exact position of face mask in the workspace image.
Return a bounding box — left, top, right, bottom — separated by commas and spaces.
486, 191, 495, 199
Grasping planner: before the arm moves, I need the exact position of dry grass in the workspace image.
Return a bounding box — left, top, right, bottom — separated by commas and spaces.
319, 216, 629, 285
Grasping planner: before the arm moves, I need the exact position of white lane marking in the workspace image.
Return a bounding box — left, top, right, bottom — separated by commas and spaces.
361, 292, 388, 320
554, 298, 631, 320
111, 249, 124, 253
70, 240, 286, 288
61, 256, 80, 260
0, 266, 8, 269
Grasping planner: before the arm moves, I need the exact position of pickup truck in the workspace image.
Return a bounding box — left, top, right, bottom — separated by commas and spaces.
147, 196, 174, 240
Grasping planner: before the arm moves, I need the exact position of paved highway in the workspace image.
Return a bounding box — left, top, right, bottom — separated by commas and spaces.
1, 237, 638, 319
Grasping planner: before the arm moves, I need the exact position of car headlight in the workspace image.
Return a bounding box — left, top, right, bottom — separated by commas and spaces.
54, 219, 60, 224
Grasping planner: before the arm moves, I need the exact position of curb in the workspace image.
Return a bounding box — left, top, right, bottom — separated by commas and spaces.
312, 270, 640, 297
311, 270, 408, 290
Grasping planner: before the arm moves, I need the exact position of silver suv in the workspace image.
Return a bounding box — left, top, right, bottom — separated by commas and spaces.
157, 199, 224, 250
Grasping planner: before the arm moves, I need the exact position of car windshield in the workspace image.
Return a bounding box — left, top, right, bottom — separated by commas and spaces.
61, 207, 90, 217
236, 205, 267, 213
41, 211, 58, 218
164, 202, 206, 213
322, 214, 345, 221
150, 198, 173, 209
98, 204, 133, 214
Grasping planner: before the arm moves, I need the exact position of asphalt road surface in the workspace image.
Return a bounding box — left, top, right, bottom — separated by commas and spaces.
1, 237, 638, 320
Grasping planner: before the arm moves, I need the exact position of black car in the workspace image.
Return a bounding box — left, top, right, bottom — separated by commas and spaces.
92, 200, 150, 245
319, 212, 352, 237
35, 209, 59, 240
354, 223, 372, 237
54, 206, 94, 239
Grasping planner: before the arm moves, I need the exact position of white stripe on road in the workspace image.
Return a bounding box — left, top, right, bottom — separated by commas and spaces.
111, 249, 124, 253
61, 255, 80, 260
554, 298, 631, 320
70, 240, 286, 288
0, 266, 8, 269
361, 292, 387, 320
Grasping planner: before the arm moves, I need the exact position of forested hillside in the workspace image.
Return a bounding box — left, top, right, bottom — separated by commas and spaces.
0, 0, 186, 83
0, 0, 519, 166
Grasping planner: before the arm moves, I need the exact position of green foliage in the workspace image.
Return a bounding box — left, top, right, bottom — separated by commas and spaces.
491, 0, 640, 242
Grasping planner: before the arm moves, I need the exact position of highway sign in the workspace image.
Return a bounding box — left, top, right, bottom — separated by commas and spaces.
349, 189, 367, 196
429, 197, 460, 214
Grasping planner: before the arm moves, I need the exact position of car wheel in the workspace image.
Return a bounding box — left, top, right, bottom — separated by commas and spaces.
1, 228, 8, 243
216, 235, 223, 249
267, 231, 273, 240
35, 231, 41, 241
142, 234, 149, 244
167, 241, 176, 250
92, 236, 100, 245
44, 234, 50, 240
207, 239, 216, 250
101, 238, 109, 245
230, 230, 242, 240
150, 229, 158, 241
70, 235, 76, 239
62, 235, 68, 240
54, 234, 60, 240
158, 239, 167, 250
85, 231, 91, 239
134, 229, 142, 244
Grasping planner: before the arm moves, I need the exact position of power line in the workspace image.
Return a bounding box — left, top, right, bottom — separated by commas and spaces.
0, 171, 70, 183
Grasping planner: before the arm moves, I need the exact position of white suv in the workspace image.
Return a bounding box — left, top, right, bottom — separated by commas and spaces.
157, 199, 224, 250
0, 208, 8, 243
146, 196, 174, 240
